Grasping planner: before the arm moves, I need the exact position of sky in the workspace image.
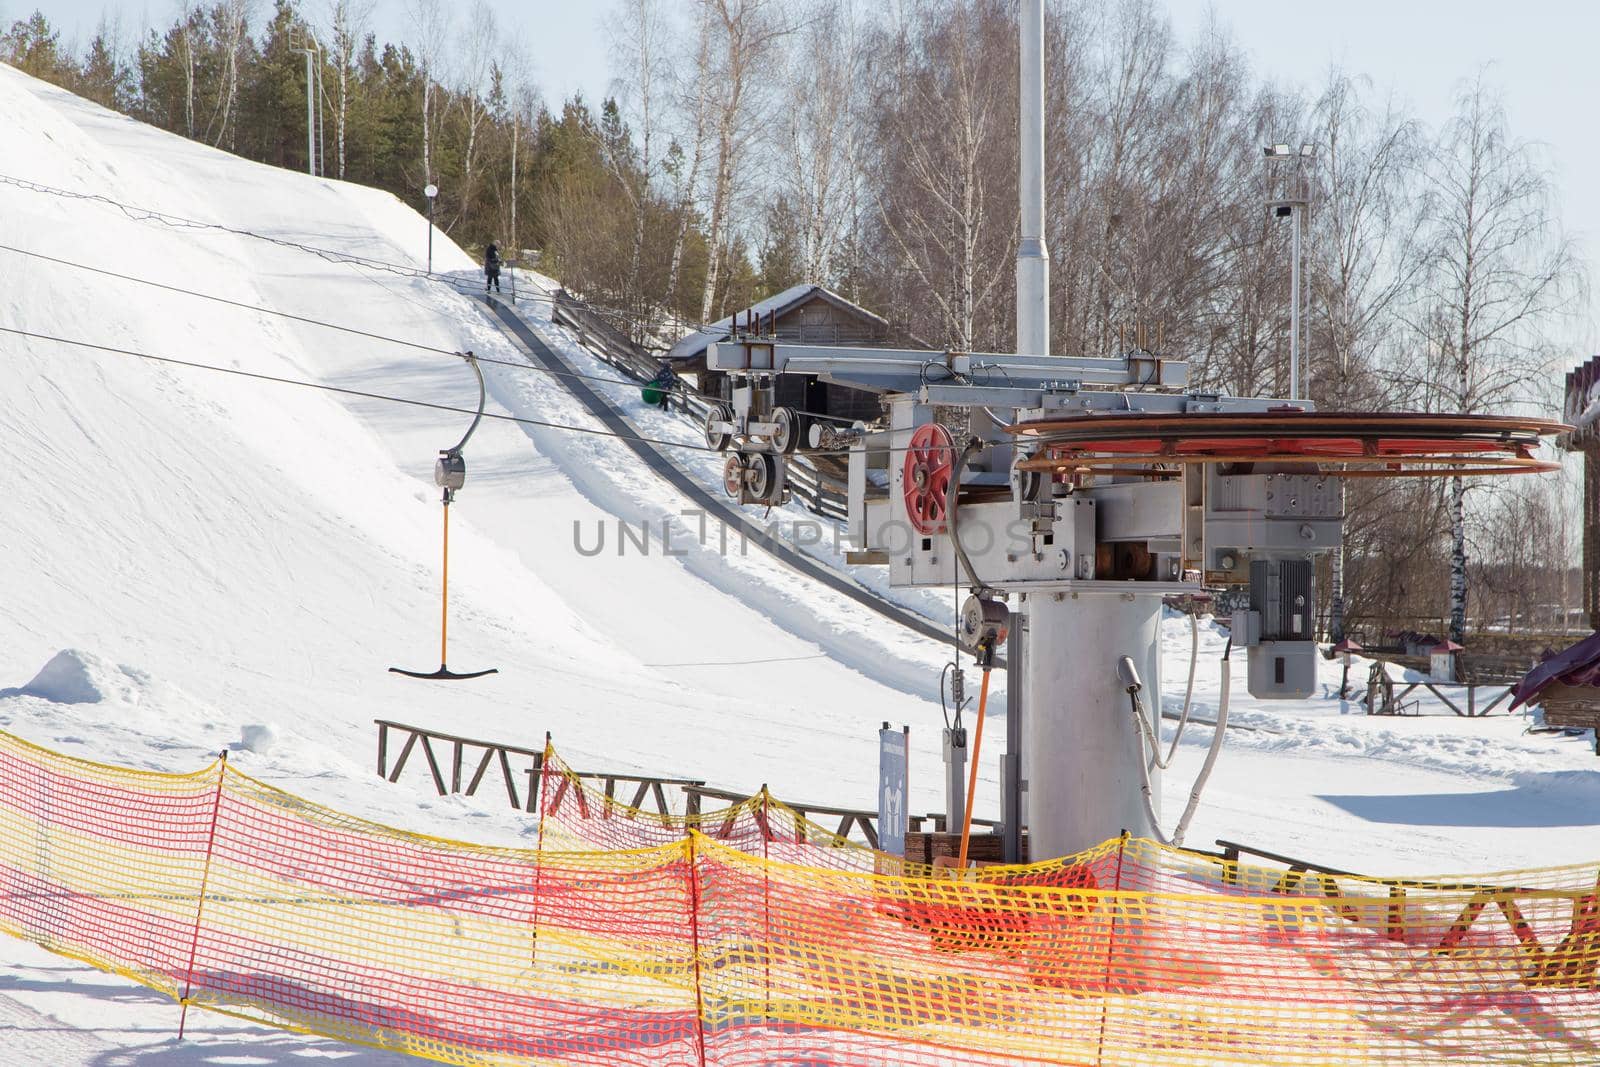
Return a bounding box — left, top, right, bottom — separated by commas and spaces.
18, 0, 1599, 353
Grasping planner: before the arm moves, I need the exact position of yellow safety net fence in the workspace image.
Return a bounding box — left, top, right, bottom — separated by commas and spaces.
0, 729, 1596, 1064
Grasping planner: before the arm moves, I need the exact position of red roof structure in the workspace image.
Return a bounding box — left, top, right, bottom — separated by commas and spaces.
1510, 631, 1600, 709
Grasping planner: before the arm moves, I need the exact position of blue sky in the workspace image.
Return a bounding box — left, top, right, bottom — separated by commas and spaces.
17, 0, 1599, 349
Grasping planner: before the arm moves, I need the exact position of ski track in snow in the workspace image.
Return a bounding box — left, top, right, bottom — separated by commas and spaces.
1, 62, 1597, 1060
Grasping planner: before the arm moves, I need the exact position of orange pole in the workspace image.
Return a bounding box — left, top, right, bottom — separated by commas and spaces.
956, 666, 992, 870
440, 501, 450, 666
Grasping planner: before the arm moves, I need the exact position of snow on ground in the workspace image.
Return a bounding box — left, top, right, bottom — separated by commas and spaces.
1, 64, 1597, 1059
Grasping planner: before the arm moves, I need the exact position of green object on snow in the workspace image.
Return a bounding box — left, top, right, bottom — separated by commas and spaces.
642, 382, 667, 406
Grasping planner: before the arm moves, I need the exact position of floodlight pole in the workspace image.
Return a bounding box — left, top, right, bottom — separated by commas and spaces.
1290, 202, 1301, 399
300, 47, 317, 176
1265, 143, 1314, 400
1016, 0, 1050, 356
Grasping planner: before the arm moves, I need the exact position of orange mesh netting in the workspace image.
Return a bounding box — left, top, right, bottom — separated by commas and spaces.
0, 730, 1596, 1064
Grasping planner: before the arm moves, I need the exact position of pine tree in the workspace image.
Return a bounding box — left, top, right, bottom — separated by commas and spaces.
1, 12, 72, 83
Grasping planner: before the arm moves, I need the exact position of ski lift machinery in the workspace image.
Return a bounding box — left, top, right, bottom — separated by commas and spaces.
704, 0, 1568, 864
706, 333, 1565, 862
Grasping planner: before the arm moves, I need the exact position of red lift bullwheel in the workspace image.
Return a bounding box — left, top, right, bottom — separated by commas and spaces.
903, 422, 956, 534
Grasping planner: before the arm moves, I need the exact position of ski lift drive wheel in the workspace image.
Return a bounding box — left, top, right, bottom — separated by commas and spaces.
747, 453, 779, 502
903, 422, 955, 534
705, 404, 733, 451
771, 406, 802, 454
722, 453, 747, 499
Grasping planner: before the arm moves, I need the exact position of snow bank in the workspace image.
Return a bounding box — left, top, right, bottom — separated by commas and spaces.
0, 649, 147, 705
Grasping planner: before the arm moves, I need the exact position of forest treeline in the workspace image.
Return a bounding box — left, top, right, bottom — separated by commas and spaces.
2, 0, 1588, 643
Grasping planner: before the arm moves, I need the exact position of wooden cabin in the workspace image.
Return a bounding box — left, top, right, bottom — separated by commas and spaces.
1512, 630, 1600, 754
666, 285, 896, 424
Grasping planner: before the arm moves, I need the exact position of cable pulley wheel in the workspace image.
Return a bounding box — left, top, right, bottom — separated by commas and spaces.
747, 453, 779, 502
722, 454, 745, 499
771, 406, 801, 454
704, 404, 732, 452
903, 422, 955, 534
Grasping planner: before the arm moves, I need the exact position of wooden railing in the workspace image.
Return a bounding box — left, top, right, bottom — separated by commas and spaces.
376, 719, 546, 813
375, 720, 992, 848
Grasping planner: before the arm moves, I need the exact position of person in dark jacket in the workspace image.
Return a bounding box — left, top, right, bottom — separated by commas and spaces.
484, 243, 502, 293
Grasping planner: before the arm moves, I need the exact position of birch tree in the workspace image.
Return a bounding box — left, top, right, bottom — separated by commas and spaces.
664, 2, 714, 319
871, 0, 1016, 351
321, 0, 372, 179
406, 0, 450, 187
453, 0, 497, 227
1415, 73, 1579, 642
774, 0, 862, 284
1304, 71, 1426, 639
698, 0, 792, 325
203, 0, 249, 149
608, 0, 669, 332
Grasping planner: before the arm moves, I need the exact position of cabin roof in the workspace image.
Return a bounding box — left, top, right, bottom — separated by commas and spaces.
666, 284, 890, 364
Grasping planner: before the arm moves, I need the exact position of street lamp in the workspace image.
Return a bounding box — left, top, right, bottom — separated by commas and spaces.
424, 183, 438, 275
1264, 142, 1316, 400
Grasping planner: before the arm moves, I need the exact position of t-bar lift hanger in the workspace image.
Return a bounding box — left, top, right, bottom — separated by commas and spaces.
390, 351, 499, 681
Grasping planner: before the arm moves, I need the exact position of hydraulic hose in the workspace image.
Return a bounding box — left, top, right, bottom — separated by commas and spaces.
1131, 630, 1231, 848
1133, 612, 1199, 771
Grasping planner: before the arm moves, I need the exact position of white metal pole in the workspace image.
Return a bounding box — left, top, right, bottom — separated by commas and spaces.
1016, 0, 1050, 356
303, 49, 315, 177
316, 52, 325, 177
1290, 204, 1301, 400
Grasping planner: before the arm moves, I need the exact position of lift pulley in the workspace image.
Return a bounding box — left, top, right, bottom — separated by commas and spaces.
390, 352, 499, 681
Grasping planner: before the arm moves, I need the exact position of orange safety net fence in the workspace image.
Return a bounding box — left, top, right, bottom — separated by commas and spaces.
0, 729, 1597, 1065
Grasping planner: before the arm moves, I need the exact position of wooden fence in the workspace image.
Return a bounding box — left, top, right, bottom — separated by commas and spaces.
375, 720, 997, 848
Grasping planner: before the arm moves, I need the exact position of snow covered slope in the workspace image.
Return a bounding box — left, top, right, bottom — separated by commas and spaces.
2, 62, 1598, 1060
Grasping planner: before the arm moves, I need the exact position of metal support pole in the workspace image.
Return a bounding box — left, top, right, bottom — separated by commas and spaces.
1290, 204, 1301, 400
302, 49, 316, 177
942, 726, 966, 832
427, 197, 434, 276
1015, 0, 1050, 356
1002, 617, 1024, 863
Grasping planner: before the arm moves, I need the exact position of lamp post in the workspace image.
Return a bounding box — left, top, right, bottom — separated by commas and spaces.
424, 183, 438, 275
1264, 142, 1315, 400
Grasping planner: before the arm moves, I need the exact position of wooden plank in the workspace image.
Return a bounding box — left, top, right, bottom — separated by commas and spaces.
1476, 687, 1514, 716
419, 737, 448, 797
1421, 683, 1464, 716
498, 749, 519, 810
548, 776, 570, 816
451, 740, 464, 794
464, 748, 496, 796
376, 721, 388, 778
1435, 896, 1490, 952
387, 732, 418, 784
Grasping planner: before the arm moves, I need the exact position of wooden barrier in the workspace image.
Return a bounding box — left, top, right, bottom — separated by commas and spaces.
376, 720, 1002, 849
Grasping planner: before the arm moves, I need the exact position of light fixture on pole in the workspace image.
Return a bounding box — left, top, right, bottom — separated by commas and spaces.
1263, 142, 1316, 400
424, 183, 438, 275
